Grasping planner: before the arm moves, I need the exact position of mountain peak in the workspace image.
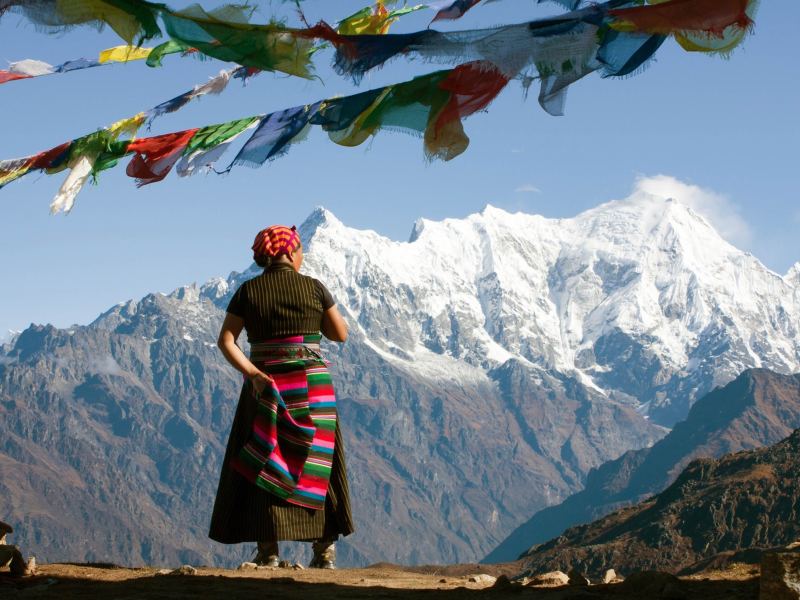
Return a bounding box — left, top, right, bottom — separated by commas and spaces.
480, 203, 512, 218
299, 206, 342, 242
785, 261, 800, 283
408, 218, 427, 243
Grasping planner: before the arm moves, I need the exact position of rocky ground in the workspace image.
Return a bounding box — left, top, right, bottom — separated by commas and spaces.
0, 562, 760, 599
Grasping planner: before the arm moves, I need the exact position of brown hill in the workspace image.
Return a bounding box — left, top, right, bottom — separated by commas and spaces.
517, 427, 800, 578
486, 369, 800, 562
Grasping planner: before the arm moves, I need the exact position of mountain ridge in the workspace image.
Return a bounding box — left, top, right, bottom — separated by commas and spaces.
516, 425, 800, 578
484, 368, 800, 563
1, 194, 798, 567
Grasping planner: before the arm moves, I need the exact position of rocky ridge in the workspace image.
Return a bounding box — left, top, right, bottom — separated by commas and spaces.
486, 368, 800, 562
517, 427, 800, 578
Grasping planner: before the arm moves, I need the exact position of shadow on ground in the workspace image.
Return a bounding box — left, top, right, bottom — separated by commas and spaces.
1, 568, 760, 600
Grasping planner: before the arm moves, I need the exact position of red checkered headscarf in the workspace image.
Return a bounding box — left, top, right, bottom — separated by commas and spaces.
252, 225, 301, 264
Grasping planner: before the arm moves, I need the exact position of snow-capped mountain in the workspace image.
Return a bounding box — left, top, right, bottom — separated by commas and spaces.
205, 194, 800, 427
2, 192, 797, 568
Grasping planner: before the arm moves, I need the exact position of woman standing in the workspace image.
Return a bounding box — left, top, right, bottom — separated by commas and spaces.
209, 225, 354, 569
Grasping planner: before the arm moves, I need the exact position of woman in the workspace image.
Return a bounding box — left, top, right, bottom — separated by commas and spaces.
209, 225, 354, 569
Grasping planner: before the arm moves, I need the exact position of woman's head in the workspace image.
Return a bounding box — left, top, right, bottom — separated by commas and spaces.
252, 225, 303, 269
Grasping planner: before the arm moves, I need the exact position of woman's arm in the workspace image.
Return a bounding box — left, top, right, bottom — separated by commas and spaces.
217, 312, 273, 393
321, 305, 348, 342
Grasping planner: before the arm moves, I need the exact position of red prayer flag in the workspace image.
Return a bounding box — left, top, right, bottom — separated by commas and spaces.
609, 0, 752, 37
126, 128, 199, 186
435, 62, 509, 134
0, 71, 32, 85
31, 142, 72, 169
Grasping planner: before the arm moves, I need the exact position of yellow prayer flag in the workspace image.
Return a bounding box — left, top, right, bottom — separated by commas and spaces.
98, 45, 153, 64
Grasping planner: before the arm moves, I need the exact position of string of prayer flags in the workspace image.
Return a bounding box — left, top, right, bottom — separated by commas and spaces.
0, 0, 418, 82
144, 66, 256, 124
0, 0, 321, 77
0, 45, 157, 85
0, 0, 761, 214
0, 61, 510, 213
326, 0, 756, 84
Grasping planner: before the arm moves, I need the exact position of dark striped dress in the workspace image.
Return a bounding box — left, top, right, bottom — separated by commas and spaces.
208, 263, 354, 543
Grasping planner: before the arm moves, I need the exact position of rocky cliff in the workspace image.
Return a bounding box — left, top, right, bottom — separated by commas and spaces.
485, 369, 800, 562
517, 427, 800, 578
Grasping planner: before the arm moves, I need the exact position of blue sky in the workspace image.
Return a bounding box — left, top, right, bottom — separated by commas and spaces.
1, 1, 798, 337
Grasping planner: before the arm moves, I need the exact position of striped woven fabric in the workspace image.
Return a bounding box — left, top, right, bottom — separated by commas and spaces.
231, 334, 337, 510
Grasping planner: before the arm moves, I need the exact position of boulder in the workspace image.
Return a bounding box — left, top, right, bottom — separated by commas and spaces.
526, 570, 570, 587
602, 568, 623, 584
568, 568, 591, 586
170, 565, 197, 576
468, 574, 497, 585
785, 542, 800, 552
491, 574, 513, 589
760, 551, 800, 600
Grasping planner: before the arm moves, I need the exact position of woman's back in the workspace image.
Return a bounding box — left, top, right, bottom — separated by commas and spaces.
227, 263, 333, 342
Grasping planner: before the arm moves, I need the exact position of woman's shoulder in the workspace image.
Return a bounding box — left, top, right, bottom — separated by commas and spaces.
229, 274, 258, 295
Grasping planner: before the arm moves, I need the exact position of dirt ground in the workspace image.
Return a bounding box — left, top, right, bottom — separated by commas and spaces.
0, 562, 760, 599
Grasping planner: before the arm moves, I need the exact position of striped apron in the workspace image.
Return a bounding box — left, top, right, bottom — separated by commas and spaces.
230, 334, 337, 511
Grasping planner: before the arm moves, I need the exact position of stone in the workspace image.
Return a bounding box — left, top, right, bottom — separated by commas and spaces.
468, 574, 497, 585
526, 570, 570, 587
238, 562, 258, 570
291, 563, 304, 570
170, 565, 197, 576
785, 542, 800, 552
491, 575, 513, 588
24, 557, 36, 577
568, 568, 591, 586
620, 571, 682, 598
439, 578, 447, 583
278, 560, 291, 569
602, 568, 622, 584
760, 551, 800, 600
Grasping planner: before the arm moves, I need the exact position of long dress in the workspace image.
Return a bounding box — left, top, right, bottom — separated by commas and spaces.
208, 263, 355, 543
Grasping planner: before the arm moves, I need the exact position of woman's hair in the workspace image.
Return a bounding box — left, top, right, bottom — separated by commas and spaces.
254, 254, 272, 268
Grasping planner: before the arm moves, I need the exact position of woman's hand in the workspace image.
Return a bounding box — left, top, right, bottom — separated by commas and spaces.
249, 371, 274, 396
217, 313, 274, 393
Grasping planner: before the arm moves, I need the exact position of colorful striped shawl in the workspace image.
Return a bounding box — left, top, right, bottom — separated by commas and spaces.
231, 334, 337, 511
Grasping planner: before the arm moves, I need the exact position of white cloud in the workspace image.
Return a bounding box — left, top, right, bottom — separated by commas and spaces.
631, 174, 752, 247
87, 354, 124, 376
514, 183, 541, 194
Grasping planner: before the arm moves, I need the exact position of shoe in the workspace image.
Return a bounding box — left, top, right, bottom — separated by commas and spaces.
253, 541, 279, 568
309, 540, 336, 570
